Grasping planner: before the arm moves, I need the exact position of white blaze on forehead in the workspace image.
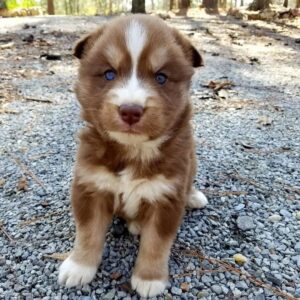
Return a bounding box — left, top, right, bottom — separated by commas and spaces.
108, 20, 150, 108
125, 20, 147, 70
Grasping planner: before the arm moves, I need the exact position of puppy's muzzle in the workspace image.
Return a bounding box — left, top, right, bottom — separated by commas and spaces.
119, 104, 144, 125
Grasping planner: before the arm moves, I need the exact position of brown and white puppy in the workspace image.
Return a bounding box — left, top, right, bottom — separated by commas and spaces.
58, 14, 207, 298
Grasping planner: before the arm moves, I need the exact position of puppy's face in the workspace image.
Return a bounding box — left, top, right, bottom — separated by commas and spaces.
75, 15, 202, 144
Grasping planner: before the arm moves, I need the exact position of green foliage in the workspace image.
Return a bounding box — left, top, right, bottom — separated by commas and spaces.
6, 0, 39, 10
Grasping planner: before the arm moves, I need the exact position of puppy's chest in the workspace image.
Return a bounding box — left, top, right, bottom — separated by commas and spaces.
77, 166, 175, 218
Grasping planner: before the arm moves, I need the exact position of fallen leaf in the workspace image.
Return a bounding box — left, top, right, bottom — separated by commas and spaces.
44, 252, 70, 261
180, 282, 190, 291
17, 177, 28, 191
0, 179, 5, 187
111, 272, 122, 280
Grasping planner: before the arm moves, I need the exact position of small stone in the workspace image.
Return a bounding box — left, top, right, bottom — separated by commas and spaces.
171, 286, 182, 295
234, 204, 245, 211
268, 214, 282, 222
280, 209, 291, 217
295, 242, 300, 253
233, 288, 242, 298
14, 284, 24, 292
211, 285, 222, 294
201, 274, 212, 284
103, 290, 115, 300
296, 211, 300, 220
233, 253, 247, 265
197, 290, 209, 298
254, 295, 265, 300
295, 287, 300, 297
236, 281, 248, 290
237, 216, 255, 231
265, 273, 282, 286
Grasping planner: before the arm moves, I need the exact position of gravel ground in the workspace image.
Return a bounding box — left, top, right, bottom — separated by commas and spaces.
0, 13, 299, 300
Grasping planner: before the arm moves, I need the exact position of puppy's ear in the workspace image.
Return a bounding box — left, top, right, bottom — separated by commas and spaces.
172, 29, 204, 68
74, 27, 104, 59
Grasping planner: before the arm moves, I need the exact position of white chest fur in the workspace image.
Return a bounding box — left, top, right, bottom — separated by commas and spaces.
76, 166, 175, 218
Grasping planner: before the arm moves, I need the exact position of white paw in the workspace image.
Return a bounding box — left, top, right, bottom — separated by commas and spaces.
58, 256, 97, 287
188, 189, 208, 209
131, 275, 166, 298
128, 222, 141, 235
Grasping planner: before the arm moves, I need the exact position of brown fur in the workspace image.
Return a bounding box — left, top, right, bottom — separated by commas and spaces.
62, 14, 203, 294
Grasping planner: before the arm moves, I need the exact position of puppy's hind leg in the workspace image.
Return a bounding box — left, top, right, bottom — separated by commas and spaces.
187, 188, 208, 209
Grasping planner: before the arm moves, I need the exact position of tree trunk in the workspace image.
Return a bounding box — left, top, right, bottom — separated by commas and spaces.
296, 0, 300, 7
240, 0, 244, 6
170, 0, 174, 10
131, 0, 146, 13
202, 0, 219, 13
283, 0, 288, 7
47, 0, 55, 15
177, 0, 190, 16
248, 0, 272, 10
109, 0, 113, 14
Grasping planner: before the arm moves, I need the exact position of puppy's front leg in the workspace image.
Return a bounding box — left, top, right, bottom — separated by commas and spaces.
59, 183, 114, 287
131, 201, 184, 298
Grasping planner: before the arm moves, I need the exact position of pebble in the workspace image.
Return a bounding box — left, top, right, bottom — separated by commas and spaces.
268, 214, 282, 222
237, 216, 255, 231
233, 253, 247, 265
295, 242, 300, 253
197, 290, 209, 298
211, 285, 222, 294
171, 287, 182, 295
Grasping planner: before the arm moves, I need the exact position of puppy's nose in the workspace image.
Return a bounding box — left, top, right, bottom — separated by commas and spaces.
119, 104, 143, 125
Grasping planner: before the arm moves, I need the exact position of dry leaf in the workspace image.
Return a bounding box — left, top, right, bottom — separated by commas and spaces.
44, 252, 70, 261
17, 176, 28, 191
0, 179, 5, 187
180, 282, 190, 291
111, 272, 122, 280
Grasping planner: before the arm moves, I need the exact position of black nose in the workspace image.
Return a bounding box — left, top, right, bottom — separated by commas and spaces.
119, 104, 143, 125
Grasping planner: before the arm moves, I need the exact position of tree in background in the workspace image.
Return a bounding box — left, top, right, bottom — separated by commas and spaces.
248, 0, 272, 10
296, 0, 300, 8
202, 0, 219, 13
47, 0, 54, 14
131, 0, 145, 13
177, 0, 190, 15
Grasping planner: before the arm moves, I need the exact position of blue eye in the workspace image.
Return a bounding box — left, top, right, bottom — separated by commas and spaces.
155, 72, 167, 85
104, 70, 116, 81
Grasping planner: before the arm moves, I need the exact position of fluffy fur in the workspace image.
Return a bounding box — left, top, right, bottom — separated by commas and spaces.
58, 14, 207, 298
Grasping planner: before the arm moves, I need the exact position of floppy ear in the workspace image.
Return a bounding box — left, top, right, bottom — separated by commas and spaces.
74, 26, 105, 59
172, 28, 204, 68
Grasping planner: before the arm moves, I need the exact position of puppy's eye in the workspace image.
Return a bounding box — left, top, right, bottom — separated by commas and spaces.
104, 70, 116, 81
155, 72, 168, 85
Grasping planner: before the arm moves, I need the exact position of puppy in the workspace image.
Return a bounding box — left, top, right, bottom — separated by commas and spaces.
58, 14, 208, 298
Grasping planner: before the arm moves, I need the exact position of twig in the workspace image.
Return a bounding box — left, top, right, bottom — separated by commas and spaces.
0, 222, 15, 242
10, 155, 47, 191
24, 97, 53, 104
182, 249, 297, 300
19, 209, 68, 227
202, 189, 247, 196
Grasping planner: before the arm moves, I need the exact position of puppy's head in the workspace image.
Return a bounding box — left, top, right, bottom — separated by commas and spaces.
74, 15, 202, 145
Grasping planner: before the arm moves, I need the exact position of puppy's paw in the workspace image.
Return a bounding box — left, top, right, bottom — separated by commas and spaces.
131, 275, 166, 298
128, 222, 141, 235
188, 189, 208, 209
58, 256, 97, 287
